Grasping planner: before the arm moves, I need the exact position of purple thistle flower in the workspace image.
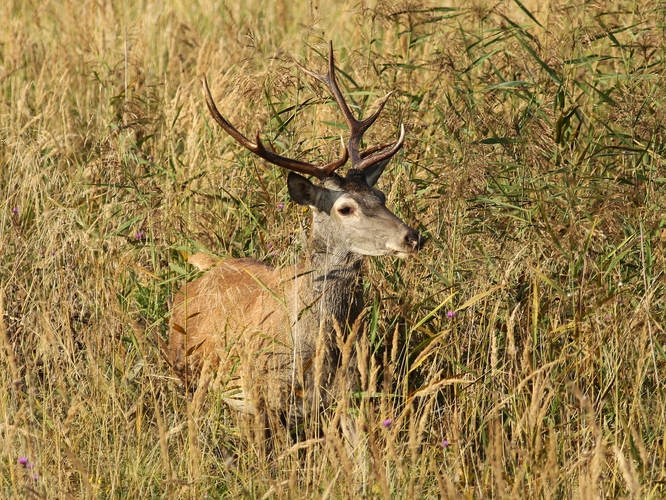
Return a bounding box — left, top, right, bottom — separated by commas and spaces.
446, 310, 457, 319
12, 207, 18, 215
135, 231, 145, 240
25, 462, 34, 469
277, 203, 284, 210
18, 456, 29, 466
442, 439, 450, 448
381, 418, 393, 428
32, 473, 39, 481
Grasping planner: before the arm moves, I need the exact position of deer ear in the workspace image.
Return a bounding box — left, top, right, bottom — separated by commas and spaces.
362, 158, 390, 187
287, 172, 320, 206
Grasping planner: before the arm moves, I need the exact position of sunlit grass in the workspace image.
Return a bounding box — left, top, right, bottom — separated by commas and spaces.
2, 0, 666, 497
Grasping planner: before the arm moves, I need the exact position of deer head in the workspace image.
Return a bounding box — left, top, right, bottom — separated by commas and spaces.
201, 42, 420, 260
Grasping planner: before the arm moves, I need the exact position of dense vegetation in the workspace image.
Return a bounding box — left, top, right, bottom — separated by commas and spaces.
2, 0, 666, 497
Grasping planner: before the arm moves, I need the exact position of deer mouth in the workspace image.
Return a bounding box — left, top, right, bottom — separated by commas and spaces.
387, 245, 420, 259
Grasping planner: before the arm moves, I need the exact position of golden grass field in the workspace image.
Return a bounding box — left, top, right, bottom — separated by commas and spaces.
2, 0, 666, 497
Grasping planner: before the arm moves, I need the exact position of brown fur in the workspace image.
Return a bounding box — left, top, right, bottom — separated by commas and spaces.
170, 258, 298, 412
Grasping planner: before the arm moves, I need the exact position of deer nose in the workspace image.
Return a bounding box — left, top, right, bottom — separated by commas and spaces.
404, 228, 421, 251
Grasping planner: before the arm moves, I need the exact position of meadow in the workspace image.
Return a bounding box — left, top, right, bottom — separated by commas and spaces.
2, 0, 666, 497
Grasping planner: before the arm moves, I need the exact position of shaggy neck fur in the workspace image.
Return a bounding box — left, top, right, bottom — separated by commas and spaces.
305, 212, 366, 338
307, 249, 364, 334
286, 216, 365, 418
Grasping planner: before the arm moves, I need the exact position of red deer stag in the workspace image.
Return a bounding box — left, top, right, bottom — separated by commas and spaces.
168, 42, 420, 425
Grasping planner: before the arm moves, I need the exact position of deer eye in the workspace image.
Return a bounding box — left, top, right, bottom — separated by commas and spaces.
338, 206, 353, 216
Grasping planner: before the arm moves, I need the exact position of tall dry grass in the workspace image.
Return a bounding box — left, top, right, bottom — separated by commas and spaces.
2, 0, 666, 497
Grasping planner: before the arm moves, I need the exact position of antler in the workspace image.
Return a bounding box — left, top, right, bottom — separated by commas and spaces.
201, 76, 347, 180
295, 41, 405, 171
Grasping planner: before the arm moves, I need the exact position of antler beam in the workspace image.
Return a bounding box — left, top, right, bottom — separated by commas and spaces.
201, 76, 347, 180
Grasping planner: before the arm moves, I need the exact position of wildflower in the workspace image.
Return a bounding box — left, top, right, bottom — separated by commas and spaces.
446, 310, 457, 319
135, 231, 145, 240
18, 457, 29, 466
267, 242, 273, 249
381, 418, 393, 428
12, 207, 18, 214
277, 203, 284, 210
32, 474, 39, 481
442, 439, 450, 448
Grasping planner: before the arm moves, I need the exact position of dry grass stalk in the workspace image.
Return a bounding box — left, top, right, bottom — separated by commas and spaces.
0, 291, 20, 384
489, 413, 507, 497
542, 424, 559, 499
614, 445, 640, 499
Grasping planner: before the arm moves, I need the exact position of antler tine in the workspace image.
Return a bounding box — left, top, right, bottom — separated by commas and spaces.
294, 43, 359, 139
359, 136, 402, 159
201, 76, 347, 180
296, 41, 403, 170
356, 123, 405, 171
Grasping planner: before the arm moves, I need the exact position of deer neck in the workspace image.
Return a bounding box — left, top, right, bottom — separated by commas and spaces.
303, 233, 365, 336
